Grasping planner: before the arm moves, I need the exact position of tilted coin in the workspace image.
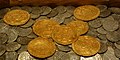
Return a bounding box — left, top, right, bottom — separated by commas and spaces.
114, 43, 120, 50
55, 6, 67, 14
17, 36, 32, 45
52, 25, 76, 45
6, 42, 21, 51
99, 9, 111, 17
27, 32, 38, 39
74, 5, 100, 21
62, 11, 72, 18
98, 41, 108, 53
114, 48, 120, 58
0, 45, 6, 56
80, 54, 102, 60
56, 44, 71, 52
63, 16, 75, 24
0, 8, 10, 18
108, 7, 120, 14
97, 34, 108, 42
18, 51, 37, 60
97, 27, 107, 34
88, 18, 102, 28
20, 19, 35, 28
111, 14, 120, 21
37, 16, 49, 20
72, 36, 100, 56
0, 33, 8, 44
102, 47, 119, 60
31, 7, 43, 14
47, 8, 58, 17
40, 6, 52, 15
102, 16, 119, 31
67, 20, 89, 36
67, 51, 80, 60
17, 45, 27, 54
21, 6, 32, 13
0, 23, 10, 33
11, 6, 21, 10
5, 52, 18, 60
96, 5, 107, 12
66, 6, 75, 14
30, 13, 40, 19
3, 10, 30, 25
6, 28, 18, 43
27, 37, 56, 58
33, 19, 59, 38
86, 27, 99, 37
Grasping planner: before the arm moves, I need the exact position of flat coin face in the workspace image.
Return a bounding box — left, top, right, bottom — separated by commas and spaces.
52, 25, 76, 45
3, 10, 30, 25
80, 54, 102, 60
67, 20, 89, 36
33, 19, 59, 38
74, 5, 100, 21
27, 37, 56, 58
72, 36, 100, 56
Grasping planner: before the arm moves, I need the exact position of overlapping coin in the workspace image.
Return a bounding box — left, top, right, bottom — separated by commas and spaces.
67, 20, 89, 36
74, 5, 100, 21
27, 37, 56, 58
3, 10, 30, 25
52, 25, 76, 45
72, 36, 100, 56
33, 19, 59, 38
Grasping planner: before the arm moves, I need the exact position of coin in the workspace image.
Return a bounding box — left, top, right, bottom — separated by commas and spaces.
30, 13, 40, 19
98, 42, 108, 54
33, 19, 59, 38
108, 7, 120, 14
17, 45, 27, 54
0, 45, 6, 56
11, 6, 21, 10
56, 44, 71, 52
97, 34, 107, 42
74, 5, 100, 21
114, 48, 120, 58
40, 6, 52, 15
99, 9, 111, 17
52, 25, 76, 45
3, 10, 30, 25
37, 16, 49, 20
80, 54, 102, 60
27, 32, 38, 39
55, 6, 67, 14
86, 27, 99, 37
27, 37, 56, 58
0, 23, 10, 33
67, 20, 89, 36
102, 16, 119, 31
66, 6, 75, 14
21, 6, 32, 13
96, 27, 107, 34
0, 33, 8, 44
67, 51, 80, 60
6, 42, 21, 51
72, 36, 100, 56
114, 43, 120, 50
31, 7, 43, 15
96, 5, 107, 12
5, 52, 18, 60
0, 8, 10, 18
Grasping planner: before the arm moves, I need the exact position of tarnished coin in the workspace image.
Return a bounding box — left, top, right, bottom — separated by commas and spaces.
18, 51, 37, 60
111, 14, 120, 21
0, 8, 10, 18
40, 6, 52, 15
66, 6, 75, 14
21, 6, 32, 13
56, 44, 71, 52
88, 18, 102, 28
47, 8, 58, 17
0, 23, 10, 33
30, 13, 40, 19
11, 6, 21, 10
86, 27, 99, 37
6, 42, 21, 51
0, 33, 8, 44
97, 27, 107, 34
31, 7, 43, 14
72, 36, 100, 56
3, 10, 30, 25
114, 43, 120, 50
102, 16, 119, 31
97, 34, 108, 42
17, 45, 27, 54
6, 28, 18, 43
67, 51, 80, 60
114, 48, 120, 58
55, 6, 67, 14
63, 16, 75, 24
37, 16, 49, 20
0, 45, 6, 56
27, 32, 38, 39
27, 37, 56, 58
74, 5, 100, 21
33, 19, 59, 38
99, 9, 111, 17
52, 25, 76, 45
98, 42, 108, 53
108, 7, 120, 14
5, 52, 18, 60
17, 36, 32, 45
67, 20, 89, 36
103, 47, 119, 60
20, 19, 35, 28
80, 54, 102, 60
96, 5, 107, 12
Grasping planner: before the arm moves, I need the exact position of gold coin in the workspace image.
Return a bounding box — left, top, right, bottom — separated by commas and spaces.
33, 19, 59, 38
67, 20, 89, 36
74, 5, 100, 21
52, 25, 76, 45
72, 36, 100, 56
27, 37, 56, 58
3, 10, 30, 25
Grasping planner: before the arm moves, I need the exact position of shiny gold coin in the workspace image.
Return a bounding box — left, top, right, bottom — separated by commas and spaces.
27, 37, 56, 58
67, 20, 89, 36
74, 5, 100, 21
52, 25, 76, 45
3, 10, 30, 25
33, 19, 59, 38
72, 36, 100, 56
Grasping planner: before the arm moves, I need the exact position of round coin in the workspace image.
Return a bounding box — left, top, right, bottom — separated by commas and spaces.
52, 25, 76, 45
33, 19, 59, 38
27, 37, 56, 58
67, 20, 89, 36
74, 5, 100, 21
72, 36, 100, 56
3, 10, 30, 25
80, 54, 102, 60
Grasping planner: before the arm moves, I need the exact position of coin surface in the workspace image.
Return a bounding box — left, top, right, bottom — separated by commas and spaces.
80, 54, 102, 60
3, 10, 30, 25
67, 20, 89, 36
52, 25, 76, 45
5, 52, 18, 60
74, 5, 100, 21
27, 37, 56, 58
33, 19, 59, 38
72, 36, 100, 56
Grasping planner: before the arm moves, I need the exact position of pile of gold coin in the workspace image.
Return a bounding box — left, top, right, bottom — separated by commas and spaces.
3, 5, 100, 58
